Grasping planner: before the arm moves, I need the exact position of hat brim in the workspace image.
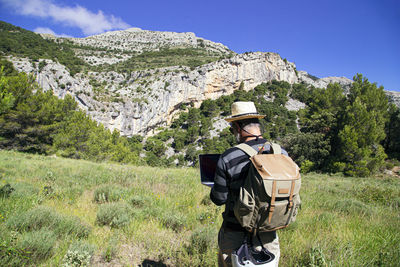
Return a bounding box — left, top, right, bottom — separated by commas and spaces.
225, 114, 265, 122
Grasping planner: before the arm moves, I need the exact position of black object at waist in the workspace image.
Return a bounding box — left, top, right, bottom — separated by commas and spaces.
223, 221, 247, 232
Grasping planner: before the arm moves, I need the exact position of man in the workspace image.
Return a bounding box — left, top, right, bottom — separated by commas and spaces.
210, 101, 286, 267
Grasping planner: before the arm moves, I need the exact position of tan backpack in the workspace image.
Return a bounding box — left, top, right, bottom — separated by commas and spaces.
233, 142, 301, 232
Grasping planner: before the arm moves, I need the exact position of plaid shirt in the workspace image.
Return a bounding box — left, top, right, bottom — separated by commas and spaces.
210, 138, 288, 230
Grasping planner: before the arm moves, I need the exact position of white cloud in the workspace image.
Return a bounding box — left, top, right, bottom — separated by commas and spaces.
1, 0, 131, 35
34, 27, 73, 38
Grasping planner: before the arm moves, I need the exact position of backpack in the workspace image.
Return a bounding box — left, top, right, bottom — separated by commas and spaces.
233, 142, 301, 232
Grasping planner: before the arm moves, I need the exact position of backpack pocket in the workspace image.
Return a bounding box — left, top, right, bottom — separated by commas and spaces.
259, 195, 300, 231
258, 179, 301, 231
234, 187, 255, 229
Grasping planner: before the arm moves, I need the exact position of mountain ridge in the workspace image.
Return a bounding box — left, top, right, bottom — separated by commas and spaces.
2, 22, 399, 137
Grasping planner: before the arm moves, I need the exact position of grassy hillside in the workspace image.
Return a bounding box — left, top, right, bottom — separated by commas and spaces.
0, 21, 85, 75
0, 150, 399, 266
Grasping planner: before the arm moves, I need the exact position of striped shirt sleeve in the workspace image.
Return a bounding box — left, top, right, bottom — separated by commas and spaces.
210, 156, 228, 206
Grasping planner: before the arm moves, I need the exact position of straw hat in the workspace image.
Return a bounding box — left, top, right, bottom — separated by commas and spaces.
225, 101, 265, 122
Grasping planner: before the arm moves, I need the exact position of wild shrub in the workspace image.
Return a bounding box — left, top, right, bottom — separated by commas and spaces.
187, 226, 217, 254
161, 212, 188, 232
7, 206, 91, 238
356, 185, 398, 206
93, 185, 125, 203
62, 241, 96, 267
0, 231, 30, 266
17, 228, 57, 261
56, 216, 91, 238
300, 160, 315, 174
7, 205, 59, 231
129, 195, 151, 208
96, 202, 132, 228
0, 183, 14, 198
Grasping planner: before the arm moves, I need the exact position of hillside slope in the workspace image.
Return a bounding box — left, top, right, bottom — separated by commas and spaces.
0, 150, 399, 266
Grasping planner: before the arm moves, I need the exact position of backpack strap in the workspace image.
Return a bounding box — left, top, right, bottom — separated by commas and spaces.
269, 142, 281, 155
237, 142, 282, 156
268, 180, 277, 223
256, 142, 282, 155
235, 143, 258, 157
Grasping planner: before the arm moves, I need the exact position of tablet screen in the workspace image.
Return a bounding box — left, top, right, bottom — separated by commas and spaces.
199, 154, 220, 187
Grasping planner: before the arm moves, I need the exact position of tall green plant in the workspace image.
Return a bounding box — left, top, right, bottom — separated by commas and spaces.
335, 74, 389, 176
384, 104, 400, 159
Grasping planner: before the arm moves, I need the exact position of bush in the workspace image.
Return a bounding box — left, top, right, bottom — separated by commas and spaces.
7, 206, 59, 232
300, 160, 314, 174
356, 185, 397, 206
0, 183, 14, 198
129, 195, 151, 208
96, 202, 132, 228
62, 241, 96, 267
17, 228, 57, 261
7, 206, 91, 238
0, 232, 30, 266
56, 216, 91, 238
161, 212, 188, 232
187, 226, 217, 254
93, 185, 125, 203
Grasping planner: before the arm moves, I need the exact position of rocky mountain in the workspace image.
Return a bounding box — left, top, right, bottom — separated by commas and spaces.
5, 27, 400, 136
41, 27, 231, 66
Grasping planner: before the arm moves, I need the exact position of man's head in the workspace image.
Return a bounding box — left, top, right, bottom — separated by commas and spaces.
225, 101, 265, 143
230, 118, 262, 143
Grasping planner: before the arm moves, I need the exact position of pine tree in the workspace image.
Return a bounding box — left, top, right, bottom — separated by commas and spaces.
384, 104, 400, 159
335, 74, 389, 176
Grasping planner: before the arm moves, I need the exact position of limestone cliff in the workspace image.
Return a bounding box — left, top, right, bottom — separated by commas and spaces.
9, 51, 354, 136
9, 28, 398, 137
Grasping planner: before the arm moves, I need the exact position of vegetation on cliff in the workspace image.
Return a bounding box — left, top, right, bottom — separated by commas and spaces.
0, 21, 85, 75
90, 47, 234, 73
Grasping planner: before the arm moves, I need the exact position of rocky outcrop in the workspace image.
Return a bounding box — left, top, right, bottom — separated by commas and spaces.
297, 71, 353, 91
386, 91, 400, 107
42, 28, 232, 66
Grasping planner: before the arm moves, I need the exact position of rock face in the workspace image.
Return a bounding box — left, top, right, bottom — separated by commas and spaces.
42, 28, 231, 66
386, 91, 400, 107
9, 51, 351, 136
297, 71, 353, 91
9, 28, 398, 137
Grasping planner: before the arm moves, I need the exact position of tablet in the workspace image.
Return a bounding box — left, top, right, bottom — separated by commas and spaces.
199, 154, 220, 187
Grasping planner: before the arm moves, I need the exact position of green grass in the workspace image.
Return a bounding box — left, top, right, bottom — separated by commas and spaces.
0, 150, 399, 266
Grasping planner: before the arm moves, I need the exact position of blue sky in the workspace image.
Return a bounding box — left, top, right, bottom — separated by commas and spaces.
1, 0, 399, 92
